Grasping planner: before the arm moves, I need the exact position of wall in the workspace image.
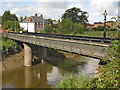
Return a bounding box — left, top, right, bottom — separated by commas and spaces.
20, 23, 35, 32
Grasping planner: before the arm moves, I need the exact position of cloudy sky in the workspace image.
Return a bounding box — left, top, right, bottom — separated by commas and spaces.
0, 0, 119, 24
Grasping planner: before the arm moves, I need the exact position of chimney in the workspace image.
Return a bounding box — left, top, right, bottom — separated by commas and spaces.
34, 13, 37, 16
40, 14, 43, 17
29, 17, 31, 23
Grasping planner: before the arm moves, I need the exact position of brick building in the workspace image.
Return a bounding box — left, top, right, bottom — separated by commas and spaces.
20, 13, 51, 33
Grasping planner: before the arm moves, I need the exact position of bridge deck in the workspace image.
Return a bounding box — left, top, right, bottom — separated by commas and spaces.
2, 33, 110, 59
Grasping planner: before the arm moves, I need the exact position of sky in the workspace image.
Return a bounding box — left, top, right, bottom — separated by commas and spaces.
0, 0, 119, 24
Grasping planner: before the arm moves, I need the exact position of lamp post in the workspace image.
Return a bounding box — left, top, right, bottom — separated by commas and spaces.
103, 10, 107, 39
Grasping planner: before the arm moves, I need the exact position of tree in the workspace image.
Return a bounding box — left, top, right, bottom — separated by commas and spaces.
57, 18, 73, 34
2, 10, 18, 24
97, 25, 104, 31
62, 7, 88, 25
44, 25, 53, 33
3, 20, 20, 31
73, 23, 84, 34
20, 16, 27, 22
2, 10, 20, 31
46, 19, 53, 24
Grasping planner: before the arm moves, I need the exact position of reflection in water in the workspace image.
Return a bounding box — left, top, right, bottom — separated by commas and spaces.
2, 56, 99, 88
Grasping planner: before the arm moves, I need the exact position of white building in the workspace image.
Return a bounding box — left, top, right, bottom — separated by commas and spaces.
20, 13, 51, 33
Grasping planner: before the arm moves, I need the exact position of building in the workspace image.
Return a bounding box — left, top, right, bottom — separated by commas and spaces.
86, 24, 94, 30
20, 13, 51, 33
106, 21, 114, 28
93, 22, 104, 28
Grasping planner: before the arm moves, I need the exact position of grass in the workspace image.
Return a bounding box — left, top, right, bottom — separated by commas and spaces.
56, 74, 90, 88
66, 31, 118, 38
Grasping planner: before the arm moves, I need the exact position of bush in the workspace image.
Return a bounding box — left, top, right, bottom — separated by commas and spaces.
2, 37, 22, 57
22, 30, 28, 33
57, 74, 90, 88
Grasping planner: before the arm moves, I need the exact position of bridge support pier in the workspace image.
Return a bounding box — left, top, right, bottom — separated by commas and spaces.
24, 43, 32, 67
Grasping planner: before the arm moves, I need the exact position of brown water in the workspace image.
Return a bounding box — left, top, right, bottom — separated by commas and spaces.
2, 56, 99, 88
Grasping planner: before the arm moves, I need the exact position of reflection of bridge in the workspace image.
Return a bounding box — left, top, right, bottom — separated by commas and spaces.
2, 32, 111, 66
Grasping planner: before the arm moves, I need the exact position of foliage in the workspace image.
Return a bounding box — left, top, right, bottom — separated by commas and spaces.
44, 25, 53, 33
22, 30, 28, 33
97, 25, 104, 31
73, 23, 84, 34
62, 7, 88, 25
75, 31, 118, 38
2, 10, 18, 24
20, 16, 27, 22
57, 74, 90, 88
3, 20, 20, 31
46, 19, 53, 24
2, 37, 22, 57
57, 18, 73, 34
2, 10, 20, 31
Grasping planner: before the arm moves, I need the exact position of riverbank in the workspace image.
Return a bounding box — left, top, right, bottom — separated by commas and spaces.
2, 50, 24, 71
2, 48, 80, 72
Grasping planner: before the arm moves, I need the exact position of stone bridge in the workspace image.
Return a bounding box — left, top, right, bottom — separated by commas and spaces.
2, 33, 110, 66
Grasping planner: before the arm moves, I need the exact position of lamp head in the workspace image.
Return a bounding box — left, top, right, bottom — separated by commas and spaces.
103, 10, 107, 16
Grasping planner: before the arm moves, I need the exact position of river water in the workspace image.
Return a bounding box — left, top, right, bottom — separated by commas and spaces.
2, 56, 99, 88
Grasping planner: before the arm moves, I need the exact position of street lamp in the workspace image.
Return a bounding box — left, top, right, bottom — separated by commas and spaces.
103, 10, 107, 39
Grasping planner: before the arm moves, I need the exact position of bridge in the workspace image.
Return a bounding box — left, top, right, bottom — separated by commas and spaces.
2, 32, 112, 66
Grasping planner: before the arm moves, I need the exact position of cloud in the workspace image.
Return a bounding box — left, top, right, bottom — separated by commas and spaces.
88, 0, 119, 23
10, 2, 69, 20
6, 3, 14, 9
2, 0, 89, 2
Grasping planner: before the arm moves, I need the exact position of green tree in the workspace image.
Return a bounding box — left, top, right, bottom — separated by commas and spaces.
2, 10, 20, 31
3, 20, 20, 31
20, 16, 24, 22
57, 18, 73, 34
97, 25, 104, 31
62, 7, 88, 25
44, 25, 53, 33
73, 23, 84, 34
46, 19, 53, 24
2, 11, 18, 24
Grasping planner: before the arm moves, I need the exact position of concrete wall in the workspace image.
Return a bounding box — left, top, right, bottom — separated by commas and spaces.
20, 23, 35, 32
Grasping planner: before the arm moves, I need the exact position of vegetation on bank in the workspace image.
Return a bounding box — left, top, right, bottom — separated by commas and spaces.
2, 37, 22, 58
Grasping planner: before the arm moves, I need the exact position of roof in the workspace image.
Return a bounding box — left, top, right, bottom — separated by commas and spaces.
21, 16, 51, 24
94, 22, 103, 24
106, 21, 114, 23
86, 24, 94, 26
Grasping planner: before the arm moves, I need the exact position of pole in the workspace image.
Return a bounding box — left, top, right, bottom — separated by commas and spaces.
104, 15, 106, 39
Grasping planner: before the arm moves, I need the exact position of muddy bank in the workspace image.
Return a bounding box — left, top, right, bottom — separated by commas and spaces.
2, 50, 24, 71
